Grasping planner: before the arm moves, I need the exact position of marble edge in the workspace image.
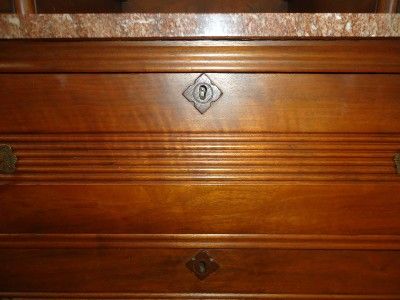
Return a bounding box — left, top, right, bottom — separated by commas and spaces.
0, 13, 399, 39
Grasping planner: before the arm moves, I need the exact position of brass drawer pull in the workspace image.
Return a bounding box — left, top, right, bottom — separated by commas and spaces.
0, 144, 17, 174
395, 153, 400, 175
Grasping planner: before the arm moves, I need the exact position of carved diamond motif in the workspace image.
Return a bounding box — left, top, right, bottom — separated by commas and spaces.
186, 251, 219, 280
183, 74, 223, 114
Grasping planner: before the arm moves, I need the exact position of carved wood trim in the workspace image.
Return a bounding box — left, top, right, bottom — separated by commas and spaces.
2, 133, 399, 183
1, 234, 400, 250
1, 40, 399, 73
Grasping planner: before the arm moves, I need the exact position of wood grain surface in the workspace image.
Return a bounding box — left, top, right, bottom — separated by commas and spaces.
0, 37, 399, 298
1, 41, 399, 73
1, 184, 399, 234
0, 248, 399, 294
0, 74, 400, 133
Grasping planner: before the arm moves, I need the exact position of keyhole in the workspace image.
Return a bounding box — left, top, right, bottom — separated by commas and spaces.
197, 261, 207, 274
199, 85, 208, 100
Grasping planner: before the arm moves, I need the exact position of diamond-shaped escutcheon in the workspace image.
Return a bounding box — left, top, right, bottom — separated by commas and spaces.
183, 74, 223, 114
186, 251, 219, 280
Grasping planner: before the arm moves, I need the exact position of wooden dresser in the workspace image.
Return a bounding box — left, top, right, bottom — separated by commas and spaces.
0, 13, 400, 300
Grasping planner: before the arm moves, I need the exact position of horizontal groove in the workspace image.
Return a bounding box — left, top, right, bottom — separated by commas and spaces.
15, 165, 394, 174
19, 158, 393, 166
3, 174, 399, 183
1, 293, 400, 299
9, 143, 400, 151
2, 133, 400, 142
1, 234, 399, 250
15, 150, 396, 159
2, 133, 399, 183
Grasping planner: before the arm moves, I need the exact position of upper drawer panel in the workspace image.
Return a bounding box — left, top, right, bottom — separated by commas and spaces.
0, 73, 399, 133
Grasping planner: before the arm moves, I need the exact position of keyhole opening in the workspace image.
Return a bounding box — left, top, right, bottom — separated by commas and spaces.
197, 261, 207, 274
199, 85, 208, 100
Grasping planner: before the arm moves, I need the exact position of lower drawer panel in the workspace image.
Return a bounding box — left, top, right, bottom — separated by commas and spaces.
0, 248, 399, 295
1, 184, 400, 235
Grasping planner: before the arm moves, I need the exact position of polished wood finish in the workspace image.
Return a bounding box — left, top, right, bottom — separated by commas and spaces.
1, 184, 400, 235
14, 0, 36, 14
0, 132, 399, 183
376, 0, 399, 12
0, 35, 399, 297
0, 74, 399, 133
1, 41, 399, 73
2, 233, 400, 250
1, 248, 399, 294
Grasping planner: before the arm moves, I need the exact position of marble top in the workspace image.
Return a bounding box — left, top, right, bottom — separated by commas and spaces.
0, 13, 399, 39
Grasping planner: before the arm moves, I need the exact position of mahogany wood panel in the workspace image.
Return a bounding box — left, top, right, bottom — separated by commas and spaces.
0, 38, 399, 297
0, 248, 399, 294
0, 74, 400, 133
1, 41, 399, 73
121, 0, 288, 13
1, 184, 399, 235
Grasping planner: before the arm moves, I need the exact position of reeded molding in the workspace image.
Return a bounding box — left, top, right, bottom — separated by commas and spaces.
1, 40, 400, 73
1, 234, 400, 250
1, 133, 400, 183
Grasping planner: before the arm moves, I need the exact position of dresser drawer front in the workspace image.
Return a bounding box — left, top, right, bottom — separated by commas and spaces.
1, 74, 400, 133
1, 184, 400, 235
0, 247, 399, 295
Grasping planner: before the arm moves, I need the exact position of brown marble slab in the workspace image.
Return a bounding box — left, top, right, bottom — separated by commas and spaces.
0, 13, 399, 39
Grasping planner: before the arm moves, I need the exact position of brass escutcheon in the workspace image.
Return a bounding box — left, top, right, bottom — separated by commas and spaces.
186, 251, 219, 280
395, 153, 400, 175
0, 144, 17, 174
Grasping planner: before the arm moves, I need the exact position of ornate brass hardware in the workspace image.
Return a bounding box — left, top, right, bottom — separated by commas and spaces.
186, 251, 219, 280
395, 153, 400, 174
0, 145, 17, 174
183, 74, 223, 114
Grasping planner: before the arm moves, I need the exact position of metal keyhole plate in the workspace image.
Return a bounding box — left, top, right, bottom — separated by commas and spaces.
183, 74, 223, 114
186, 251, 219, 280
